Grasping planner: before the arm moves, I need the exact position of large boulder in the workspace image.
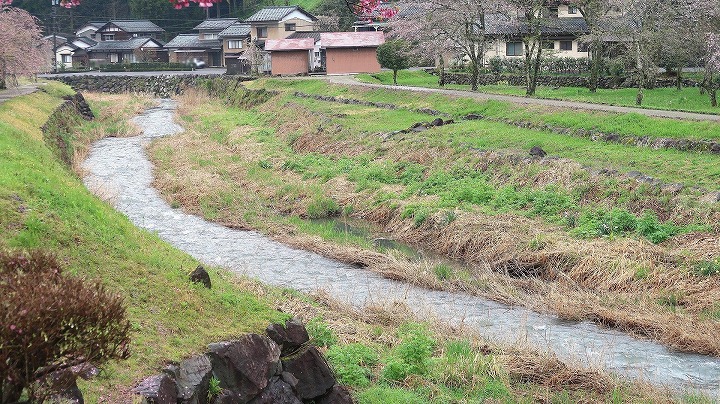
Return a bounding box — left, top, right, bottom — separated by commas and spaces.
134, 374, 178, 404
282, 347, 336, 401
165, 354, 213, 404
42, 368, 84, 404
207, 334, 282, 402
316, 385, 354, 404
529, 146, 547, 158
266, 318, 309, 356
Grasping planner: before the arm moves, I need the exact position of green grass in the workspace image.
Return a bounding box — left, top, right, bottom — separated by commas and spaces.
0, 86, 287, 400
357, 70, 720, 115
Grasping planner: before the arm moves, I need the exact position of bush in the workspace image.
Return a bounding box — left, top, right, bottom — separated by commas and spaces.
306, 194, 340, 219
0, 250, 130, 402
306, 317, 337, 348
382, 323, 436, 382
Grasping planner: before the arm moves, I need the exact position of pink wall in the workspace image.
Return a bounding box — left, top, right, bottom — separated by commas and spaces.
325, 47, 381, 74
271, 50, 309, 75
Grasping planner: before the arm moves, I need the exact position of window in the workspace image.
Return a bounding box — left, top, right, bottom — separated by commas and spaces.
544, 7, 558, 17
542, 41, 555, 50
506, 41, 523, 56
284, 23, 296, 31
203, 33, 218, 40
61, 54, 72, 63
578, 42, 589, 52
559, 40, 573, 51
102, 34, 114, 41
110, 53, 118, 63
568, 6, 578, 14
227, 40, 243, 49
257, 27, 268, 38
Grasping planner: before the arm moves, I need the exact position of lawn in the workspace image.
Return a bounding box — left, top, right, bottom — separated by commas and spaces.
357, 70, 720, 115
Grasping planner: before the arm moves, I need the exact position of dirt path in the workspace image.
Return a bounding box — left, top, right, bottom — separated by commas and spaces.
0, 84, 38, 104
324, 75, 720, 122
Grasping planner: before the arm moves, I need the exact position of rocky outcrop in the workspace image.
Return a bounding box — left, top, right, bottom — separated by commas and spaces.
41, 91, 95, 166
134, 319, 352, 404
189, 265, 211, 289
293, 91, 447, 117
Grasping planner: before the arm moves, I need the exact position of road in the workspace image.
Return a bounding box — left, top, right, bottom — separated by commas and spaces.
0, 84, 38, 104
324, 75, 720, 122
39, 67, 227, 78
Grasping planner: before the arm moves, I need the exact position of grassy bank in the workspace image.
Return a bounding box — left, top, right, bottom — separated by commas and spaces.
148, 79, 720, 359
357, 70, 720, 115
0, 83, 673, 402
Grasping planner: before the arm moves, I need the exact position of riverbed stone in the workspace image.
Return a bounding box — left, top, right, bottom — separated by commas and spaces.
190, 265, 211, 288
207, 334, 282, 401
134, 374, 177, 404
266, 318, 310, 356
282, 347, 336, 400
42, 368, 84, 404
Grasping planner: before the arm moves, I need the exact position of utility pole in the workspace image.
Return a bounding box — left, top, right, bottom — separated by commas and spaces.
51, 0, 59, 73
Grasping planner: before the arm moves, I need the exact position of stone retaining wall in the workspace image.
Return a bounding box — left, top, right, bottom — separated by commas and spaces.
49, 75, 253, 98
439, 72, 700, 89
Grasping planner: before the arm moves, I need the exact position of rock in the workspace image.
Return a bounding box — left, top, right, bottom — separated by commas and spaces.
411, 126, 427, 132
207, 334, 282, 402
190, 265, 211, 288
700, 192, 720, 203
464, 113, 483, 120
247, 377, 302, 404
214, 390, 242, 404
430, 118, 444, 127
280, 372, 298, 388
661, 183, 685, 194
42, 369, 84, 404
626, 171, 643, 179
316, 385, 354, 404
529, 146, 546, 158
282, 347, 335, 400
134, 374, 177, 404
70, 363, 99, 380
165, 355, 213, 404
266, 318, 310, 356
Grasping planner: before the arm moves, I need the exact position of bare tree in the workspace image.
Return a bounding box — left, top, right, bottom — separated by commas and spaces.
568, 0, 615, 92
503, 0, 550, 96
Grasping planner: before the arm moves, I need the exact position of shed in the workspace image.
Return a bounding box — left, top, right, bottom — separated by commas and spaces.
265, 38, 314, 75
320, 32, 384, 74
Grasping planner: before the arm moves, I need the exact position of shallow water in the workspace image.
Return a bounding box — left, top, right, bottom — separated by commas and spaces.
82, 99, 720, 395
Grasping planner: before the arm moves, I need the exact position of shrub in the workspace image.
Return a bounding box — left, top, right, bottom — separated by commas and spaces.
394, 324, 436, 375
0, 250, 130, 402
306, 194, 340, 219
356, 386, 425, 404
433, 264, 452, 280
636, 211, 676, 243
326, 343, 379, 387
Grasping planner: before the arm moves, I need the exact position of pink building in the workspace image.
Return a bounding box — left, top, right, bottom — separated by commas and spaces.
265, 38, 314, 75
320, 32, 384, 75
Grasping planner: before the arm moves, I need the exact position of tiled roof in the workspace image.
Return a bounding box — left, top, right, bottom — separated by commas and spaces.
245, 5, 316, 22
218, 22, 251, 38
286, 31, 321, 42
165, 34, 222, 49
103, 20, 165, 33
88, 38, 162, 51
484, 15, 588, 36
320, 32, 384, 48
72, 37, 98, 47
265, 38, 314, 51
194, 18, 238, 31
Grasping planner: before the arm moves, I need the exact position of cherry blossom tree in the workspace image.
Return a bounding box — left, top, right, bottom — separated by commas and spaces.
0, 7, 49, 89
1, 0, 222, 8
388, 0, 496, 90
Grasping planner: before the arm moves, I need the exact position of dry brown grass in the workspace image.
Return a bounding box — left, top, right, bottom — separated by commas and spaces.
149, 90, 720, 358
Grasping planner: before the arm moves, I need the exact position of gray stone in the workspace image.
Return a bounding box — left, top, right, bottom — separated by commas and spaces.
165, 354, 213, 404
700, 192, 720, 203
248, 377, 302, 404
282, 347, 336, 400
42, 369, 84, 404
207, 334, 282, 402
190, 265, 211, 288
266, 318, 310, 356
661, 183, 685, 194
134, 374, 177, 404
529, 146, 547, 158
316, 385, 354, 404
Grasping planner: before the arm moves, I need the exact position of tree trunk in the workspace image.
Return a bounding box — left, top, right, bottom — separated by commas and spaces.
438, 55, 446, 87
470, 61, 479, 91
711, 88, 717, 108
676, 66, 682, 91
0, 59, 6, 90
393, 69, 398, 85
589, 45, 600, 93
530, 45, 542, 95
635, 42, 643, 106
524, 40, 533, 96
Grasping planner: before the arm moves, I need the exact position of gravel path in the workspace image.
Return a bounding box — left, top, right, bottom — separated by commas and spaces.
324, 75, 720, 122
0, 84, 38, 104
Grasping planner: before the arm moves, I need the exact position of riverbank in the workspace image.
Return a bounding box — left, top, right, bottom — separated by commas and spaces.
0, 82, 673, 401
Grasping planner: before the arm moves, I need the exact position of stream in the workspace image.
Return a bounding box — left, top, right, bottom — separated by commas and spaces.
82, 99, 720, 395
